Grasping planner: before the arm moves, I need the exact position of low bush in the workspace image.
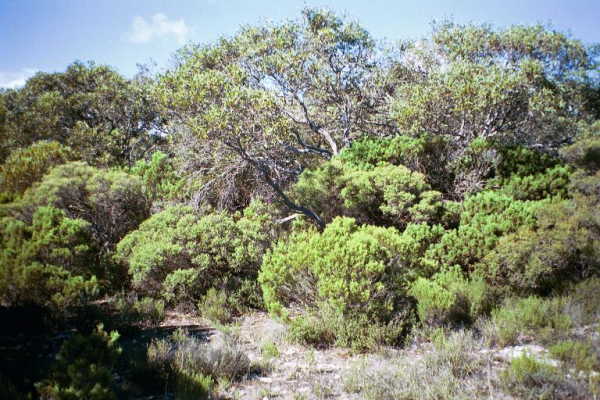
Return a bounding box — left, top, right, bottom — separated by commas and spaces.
501, 353, 589, 399
146, 329, 252, 399
409, 266, 489, 326
115, 201, 270, 309
549, 340, 599, 372
485, 296, 571, 346
36, 324, 122, 400
197, 288, 234, 325
113, 294, 165, 328
260, 217, 416, 349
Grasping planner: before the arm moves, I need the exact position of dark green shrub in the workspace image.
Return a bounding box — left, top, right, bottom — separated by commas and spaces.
560, 121, 600, 172
36, 324, 122, 400
0, 206, 99, 312
494, 145, 560, 180
259, 217, 415, 349
115, 201, 270, 308
494, 165, 573, 201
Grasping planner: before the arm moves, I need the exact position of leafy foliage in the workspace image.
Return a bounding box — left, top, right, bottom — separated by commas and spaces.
12, 161, 150, 253
0, 141, 74, 199
115, 201, 271, 309
36, 324, 121, 400
0, 62, 162, 166
0, 206, 99, 312
260, 217, 415, 348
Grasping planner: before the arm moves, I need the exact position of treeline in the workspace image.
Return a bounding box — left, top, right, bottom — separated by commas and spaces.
1, 8, 600, 397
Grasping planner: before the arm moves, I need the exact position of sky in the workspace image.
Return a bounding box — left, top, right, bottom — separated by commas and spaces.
1, 0, 599, 88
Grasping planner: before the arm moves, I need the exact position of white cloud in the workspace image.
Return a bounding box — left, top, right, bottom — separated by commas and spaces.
0, 68, 38, 89
126, 13, 190, 44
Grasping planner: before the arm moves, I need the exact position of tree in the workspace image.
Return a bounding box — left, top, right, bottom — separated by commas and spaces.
155, 8, 392, 225
391, 23, 599, 196
0, 62, 163, 166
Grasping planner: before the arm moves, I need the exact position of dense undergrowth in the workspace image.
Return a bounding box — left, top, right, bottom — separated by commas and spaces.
1, 7, 600, 399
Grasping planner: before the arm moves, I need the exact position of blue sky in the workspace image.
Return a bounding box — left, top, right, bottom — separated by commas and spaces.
1, 0, 599, 87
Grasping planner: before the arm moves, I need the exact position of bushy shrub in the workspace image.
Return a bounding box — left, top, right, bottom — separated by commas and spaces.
36, 324, 121, 400
0, 141, 74, 198
13, 161, 150, 251
115, 201, 270, 308
293, 159, 449, 228
259, 217, 415, 349
477, 197, 600, 296
424, 193, 548, 272
130, 151, 183, 205
0, 206, 99, 312
485, 296, 571, 346
409, 266, 489, 326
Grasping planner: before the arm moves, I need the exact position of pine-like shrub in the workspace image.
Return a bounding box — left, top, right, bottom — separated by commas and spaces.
0, 141, 74, 198
0, 206, 99, 312
115, 201, 271, 309
36, 324, 121, 400
259, 217, 416, 349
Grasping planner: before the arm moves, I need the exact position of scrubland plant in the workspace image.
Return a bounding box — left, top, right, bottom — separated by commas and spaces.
36, 324, 121, 400
260, 217, 416, 350
115, 200, 270, 310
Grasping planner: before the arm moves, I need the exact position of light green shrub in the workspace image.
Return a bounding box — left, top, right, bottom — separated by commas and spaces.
424, 192, 548, 271
549, 340, 599, 372
293, 159, 449, 228
0, 206, 99, 313
115, 202, 270, 308
130, 151, 183, 204
487, 296, 571, 346
409, 266, 489, 326
259, 217, 415, 349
